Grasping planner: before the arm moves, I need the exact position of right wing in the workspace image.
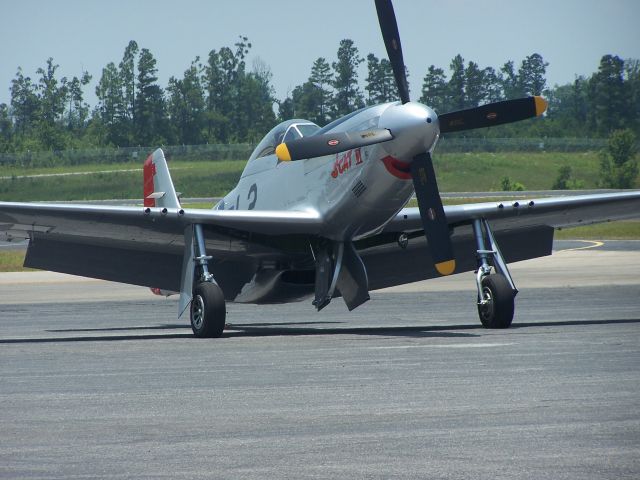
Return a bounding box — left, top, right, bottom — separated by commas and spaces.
0, 201, 322, 293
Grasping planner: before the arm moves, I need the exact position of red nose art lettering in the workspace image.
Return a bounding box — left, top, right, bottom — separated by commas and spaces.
331, 148, 362, 178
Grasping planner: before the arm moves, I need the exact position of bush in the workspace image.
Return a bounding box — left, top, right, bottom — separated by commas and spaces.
598, 129, 638, 188
501, 176, 525, 191
552, 165, 585, 189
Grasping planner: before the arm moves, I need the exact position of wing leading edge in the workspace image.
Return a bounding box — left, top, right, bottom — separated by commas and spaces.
384, 191, 640, 234
1, 190, 639, 296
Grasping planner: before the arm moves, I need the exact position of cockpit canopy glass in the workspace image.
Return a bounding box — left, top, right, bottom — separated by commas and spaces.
248, 119, 320, 161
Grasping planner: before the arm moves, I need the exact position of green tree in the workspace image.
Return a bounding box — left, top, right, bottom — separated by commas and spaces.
483, 66, 503, 103
203, 36, 251, 142
167, 58, 206, 144
277, 95, 294, 122
95, 62, 126, 146
66, 71, 92, 132
135, 48, 168, 145
0, 103, 13, 152
599, 129, 638, 188
518, 53, 548, 96
500, 60, 522, 99
234, 70, 276, 142
10, 67, 40, 134
365, 53, 397, 105
464, 61, 486, 108
119, 40, 139, 137
546, 77, 588, 136
588, 55, 628, 136
34, 58, 70, 150
291, 82, 322, 121
308, 57, 333, 125
420, 65, 448, 113
447, 54, 466, 110
331, 39, 364, 118
624, 58, 640, 133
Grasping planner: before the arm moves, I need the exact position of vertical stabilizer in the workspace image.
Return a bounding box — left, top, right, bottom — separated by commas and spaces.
143, 148, 181, 209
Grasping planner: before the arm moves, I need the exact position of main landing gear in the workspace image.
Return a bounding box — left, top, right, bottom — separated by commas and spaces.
472, 219, 517, 328
187, 224, 226, 338
191, 282, 226, 337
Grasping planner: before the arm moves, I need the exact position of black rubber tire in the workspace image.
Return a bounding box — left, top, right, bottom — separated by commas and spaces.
190, 282, 226, 338
477, 274, 515, 329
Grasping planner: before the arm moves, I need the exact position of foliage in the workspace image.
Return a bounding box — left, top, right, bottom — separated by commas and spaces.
331, 39, 365, 118
365, 53, 397, 105
500, 176, 525, 191
552, 165, 584, 189
598, 129, 638, 188
2, 36, 639, 152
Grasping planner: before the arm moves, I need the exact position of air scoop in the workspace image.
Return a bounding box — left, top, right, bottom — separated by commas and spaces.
378, 102, 439, 159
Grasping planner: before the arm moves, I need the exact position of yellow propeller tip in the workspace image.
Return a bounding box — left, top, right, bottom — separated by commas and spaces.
275, 143, 291, 161
534, 96, 548, 116
435, 259, 456, 276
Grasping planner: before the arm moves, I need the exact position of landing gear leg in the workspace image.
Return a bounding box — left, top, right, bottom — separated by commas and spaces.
472, 219, 516, 329
189, 224, 226, 338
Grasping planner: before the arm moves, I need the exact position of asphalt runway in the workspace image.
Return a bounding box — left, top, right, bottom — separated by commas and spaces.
0, 242, 639, 479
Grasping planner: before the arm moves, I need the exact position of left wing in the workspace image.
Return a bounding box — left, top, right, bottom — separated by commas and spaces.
359, 191, 640, 291
384, 191, 640, 233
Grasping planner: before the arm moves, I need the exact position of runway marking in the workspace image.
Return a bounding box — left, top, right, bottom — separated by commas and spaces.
558, 240, 604, 252
369, 342, 515, 350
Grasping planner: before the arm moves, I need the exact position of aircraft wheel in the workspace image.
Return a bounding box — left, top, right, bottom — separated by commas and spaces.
191, 282, 226, 338
477, 274, 514, 329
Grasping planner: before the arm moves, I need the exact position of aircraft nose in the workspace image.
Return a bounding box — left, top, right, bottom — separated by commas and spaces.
378, 102, 439, 159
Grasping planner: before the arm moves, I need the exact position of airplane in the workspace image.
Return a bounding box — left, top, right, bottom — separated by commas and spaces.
1, 0, 639, 338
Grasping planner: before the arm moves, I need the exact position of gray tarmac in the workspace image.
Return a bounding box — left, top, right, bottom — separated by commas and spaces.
0, 243, 639, 479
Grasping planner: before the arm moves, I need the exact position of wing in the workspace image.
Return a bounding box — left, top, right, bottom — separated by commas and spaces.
384, 191, 640, 233
0, 201, 322, 293
359, 191, 640, 290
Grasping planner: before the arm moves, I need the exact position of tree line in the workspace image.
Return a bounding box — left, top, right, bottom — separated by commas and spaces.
1, 35, 639, 154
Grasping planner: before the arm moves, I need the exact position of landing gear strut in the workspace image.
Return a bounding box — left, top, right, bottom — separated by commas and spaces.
188, 224, 226, 338
472, 219, 516, 328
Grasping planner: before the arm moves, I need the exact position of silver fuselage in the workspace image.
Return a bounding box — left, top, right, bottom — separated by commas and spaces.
219, 102, 440, 242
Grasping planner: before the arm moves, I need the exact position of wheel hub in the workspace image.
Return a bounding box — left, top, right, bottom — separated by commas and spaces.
479, 287, 494, 321
191, 294, 205, 329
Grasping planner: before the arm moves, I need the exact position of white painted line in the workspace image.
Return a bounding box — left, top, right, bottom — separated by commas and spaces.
369, 343, 515, 350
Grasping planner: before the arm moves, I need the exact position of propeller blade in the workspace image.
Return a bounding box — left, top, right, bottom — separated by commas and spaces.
439, 96, 548, 134
374, 0, 410, 104
275, 129, 393, 162
410, 152, 455, 276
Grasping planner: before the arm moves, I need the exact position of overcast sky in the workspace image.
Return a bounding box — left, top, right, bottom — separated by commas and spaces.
2, 0, 639, 107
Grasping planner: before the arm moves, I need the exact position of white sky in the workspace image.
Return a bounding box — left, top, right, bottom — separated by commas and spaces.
1, 0, 639, 107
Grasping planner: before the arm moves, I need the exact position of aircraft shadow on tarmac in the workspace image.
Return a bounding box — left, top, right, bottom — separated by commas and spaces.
1, 318, 638, 344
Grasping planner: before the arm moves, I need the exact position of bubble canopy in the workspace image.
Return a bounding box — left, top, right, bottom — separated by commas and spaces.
248, 119, 320, 162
